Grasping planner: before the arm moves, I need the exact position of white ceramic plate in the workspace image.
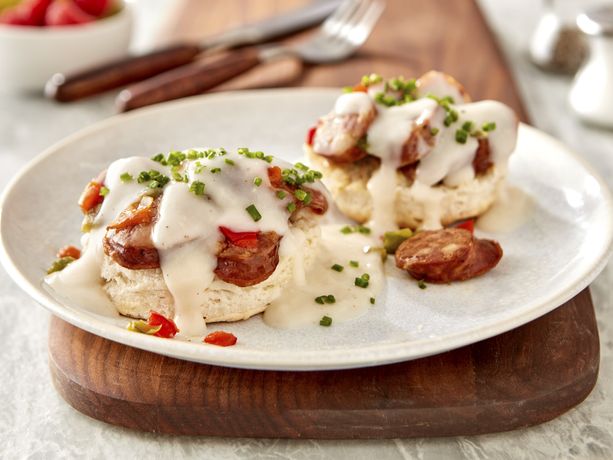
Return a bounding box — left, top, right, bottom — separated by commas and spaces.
1, 89, 612, 371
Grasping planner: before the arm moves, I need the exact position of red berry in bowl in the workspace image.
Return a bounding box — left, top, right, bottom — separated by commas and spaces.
0, 0, 52, 26
45, 0, 95, 26
74, 0, 109, 17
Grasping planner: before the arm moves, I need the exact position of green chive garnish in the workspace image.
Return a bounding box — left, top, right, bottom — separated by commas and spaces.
210, 167, 221, 174
370, 297, 376, 304
349, 260, 359, 268
430, 127, 439, 136
315, 295, 336, 305
99, 186, 109, 197
319, 315, 333, 327
455, 129, 468, 144
189, 180, 205, 196
120, 172, 133, 183
483, 122, 496, 132
224, 158, 235, 166
418, 280, 427, 289
276, 190, 287, 199
246, 204, 262, 222
331, 264, 344, 272
287, 202, 296, 213
253, 177, 262, 187
354, 273, 370, 288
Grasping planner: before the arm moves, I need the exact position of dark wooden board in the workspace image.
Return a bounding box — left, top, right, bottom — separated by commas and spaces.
48, 0, 599, 437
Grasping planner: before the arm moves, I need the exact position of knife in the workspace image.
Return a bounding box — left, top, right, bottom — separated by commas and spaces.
45, 0, 343, 102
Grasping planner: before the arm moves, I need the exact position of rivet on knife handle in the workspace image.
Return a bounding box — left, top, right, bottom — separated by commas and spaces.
45, 43, 202, 103
116, 48, 262, 112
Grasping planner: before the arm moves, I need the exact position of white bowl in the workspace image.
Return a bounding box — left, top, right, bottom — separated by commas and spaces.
0, 3, 132, 92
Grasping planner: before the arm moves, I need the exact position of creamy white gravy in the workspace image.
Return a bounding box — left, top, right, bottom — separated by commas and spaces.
264, 225, 383, 328
477, 184, 534, 232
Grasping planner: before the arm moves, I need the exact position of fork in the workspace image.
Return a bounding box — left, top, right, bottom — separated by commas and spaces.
116, 0, 385, 112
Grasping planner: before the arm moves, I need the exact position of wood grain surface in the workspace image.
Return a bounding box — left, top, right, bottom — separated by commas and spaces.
48, 0, 599, 437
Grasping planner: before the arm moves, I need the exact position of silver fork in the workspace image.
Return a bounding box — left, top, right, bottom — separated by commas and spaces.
117, 0, 386, 112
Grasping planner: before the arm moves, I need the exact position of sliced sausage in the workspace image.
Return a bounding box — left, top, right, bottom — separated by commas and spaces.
416, 71, 471, 103
395, 228, 503, 283
312, 107, 375, 163
395, 228, 474, 282
104, 224, 160, 270
215, 231, 281, 287
448, 238, 503, 282
472, 137, 493, 175
103, 195, 160, 270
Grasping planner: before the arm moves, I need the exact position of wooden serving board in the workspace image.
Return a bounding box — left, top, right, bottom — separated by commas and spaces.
48, 0, 600, 437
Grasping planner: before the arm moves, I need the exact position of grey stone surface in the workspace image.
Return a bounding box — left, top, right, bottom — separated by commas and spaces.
0, 0, 611, 458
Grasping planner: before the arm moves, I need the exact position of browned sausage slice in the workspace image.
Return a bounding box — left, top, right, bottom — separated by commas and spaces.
215, 231, 281, 287
104, 224, 160, 270
312, 108, 375, 163
449, 238, 503, 282
395, 228, 503, 283
395, 229, 474, 281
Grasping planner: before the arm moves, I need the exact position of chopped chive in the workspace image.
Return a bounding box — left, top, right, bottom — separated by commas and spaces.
430, 127, 439, 136
99, 186, 109, 197
331, 264, 344, 272
253, 177, 263, 187
462, 121, 474, 132
189, 180, 205, 196
320, 315, 333, 327
357, 225, 371, 235
370, 297, 376, 304
354, 277, 369, 288
342, 86, 354, 93
294, 189, 308, 202
295, 162, 309, 171
224, 158, 235, 166
276, 190, 287, 199
418, 280, 427, 289
340, 226, 352, 234
482, 121, 496, 132
194, 161, 205, 174
151, 153, 167, 165
263, 155, 274, 163
287, 202, 297, 213
455, 129, 468, 144
246, 204, 262, 222
120, 172, 133, 183
361, 273, 370, 281
349, 260, 359, 268
210, 167, 221, 174
314, 295, 336, 305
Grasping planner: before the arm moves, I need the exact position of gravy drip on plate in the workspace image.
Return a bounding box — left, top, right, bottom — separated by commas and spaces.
264, 225, 383, 329
477, 184, 534, 233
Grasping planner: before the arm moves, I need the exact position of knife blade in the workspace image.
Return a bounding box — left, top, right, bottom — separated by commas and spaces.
45, 0, 343, 102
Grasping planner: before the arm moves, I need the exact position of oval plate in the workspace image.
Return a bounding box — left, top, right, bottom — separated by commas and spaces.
1, 89, 612, 371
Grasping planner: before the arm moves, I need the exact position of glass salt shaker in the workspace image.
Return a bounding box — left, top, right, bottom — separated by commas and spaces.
569, 5, 613, 126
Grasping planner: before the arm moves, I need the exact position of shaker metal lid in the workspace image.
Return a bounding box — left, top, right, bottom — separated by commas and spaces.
577, 4, 613, 36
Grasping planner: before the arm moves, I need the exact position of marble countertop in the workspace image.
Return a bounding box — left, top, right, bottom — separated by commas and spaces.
1, 0, 611, 458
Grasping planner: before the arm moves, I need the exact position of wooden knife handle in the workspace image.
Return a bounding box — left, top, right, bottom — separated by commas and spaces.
46, 43, 202, 102
116, 47, 262, 112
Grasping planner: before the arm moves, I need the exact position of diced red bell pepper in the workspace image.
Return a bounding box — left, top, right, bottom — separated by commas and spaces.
57, 245, 81, 259
455, 219, 475, 234
204, 330, 237, 347
78, 181, 104, 213
148, 311, 179, 339
306, 126, 317, 146
267, 166, 283, 188
219, 226, 259, 248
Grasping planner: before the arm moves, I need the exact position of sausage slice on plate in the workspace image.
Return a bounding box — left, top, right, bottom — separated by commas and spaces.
395, 228, 502, 283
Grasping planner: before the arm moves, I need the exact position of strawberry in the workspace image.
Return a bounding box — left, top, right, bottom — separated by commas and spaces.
45, 0, 95, 26
0, 0, 52, 26
74, 0, 109, 17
